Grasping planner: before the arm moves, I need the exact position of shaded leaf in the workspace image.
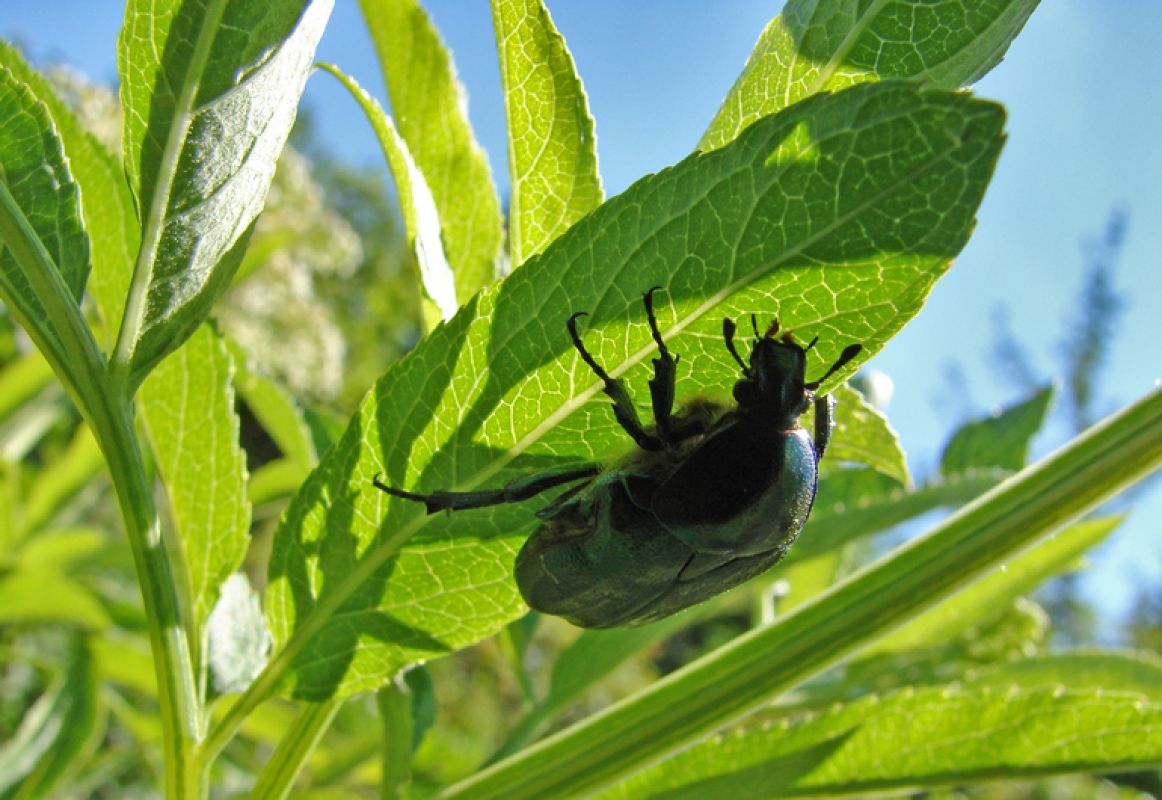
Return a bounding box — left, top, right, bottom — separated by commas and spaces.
117, 0, 333, 387
492, 0, 603, 264
795, 466, 1006, 561
266, 83, 1005, 700
701, 0, 1039, 150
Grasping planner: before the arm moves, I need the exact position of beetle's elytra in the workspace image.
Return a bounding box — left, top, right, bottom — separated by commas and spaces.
374, 289, 862, 628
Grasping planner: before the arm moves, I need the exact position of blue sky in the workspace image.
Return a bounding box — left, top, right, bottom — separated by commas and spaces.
3, 1, 1160, 623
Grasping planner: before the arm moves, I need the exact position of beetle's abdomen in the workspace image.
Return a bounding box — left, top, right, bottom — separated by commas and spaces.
514, 474, 693, 629
652, 423, 817, 556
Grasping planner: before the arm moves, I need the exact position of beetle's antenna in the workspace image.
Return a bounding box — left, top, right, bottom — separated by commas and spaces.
805, 343, 863, 390
764, 318, 780, 339
722, 318, 749, 373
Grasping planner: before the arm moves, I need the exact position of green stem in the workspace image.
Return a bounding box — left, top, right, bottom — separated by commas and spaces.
248, 699, 342, 799
0, 185, 199, 796
441, 386, 1162, 799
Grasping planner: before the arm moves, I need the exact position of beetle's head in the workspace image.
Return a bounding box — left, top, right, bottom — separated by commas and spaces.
723, 317, 862, 424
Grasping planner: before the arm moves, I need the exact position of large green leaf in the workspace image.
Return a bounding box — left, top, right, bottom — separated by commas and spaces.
0, 42, 138, 340
139, 324, 251, 630
360, 0, 504, 305
116, 0, 332, 388
599, 680, 1162, 798
701, 0, 1039, 151
265, 83, 1005, 700
491, 0, 603, 265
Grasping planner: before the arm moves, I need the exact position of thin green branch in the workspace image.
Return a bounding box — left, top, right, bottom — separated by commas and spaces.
248, 699, 342, 799
442, 386, 1162, 799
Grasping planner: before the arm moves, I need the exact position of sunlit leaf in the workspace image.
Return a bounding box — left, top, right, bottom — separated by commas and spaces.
701, 0, 1039, 150
267, 83, 1005, 700
117, 0, 333, 387
492, 0, 603, 264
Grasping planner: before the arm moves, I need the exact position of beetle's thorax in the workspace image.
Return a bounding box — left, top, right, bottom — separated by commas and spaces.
733, 337, 810, 427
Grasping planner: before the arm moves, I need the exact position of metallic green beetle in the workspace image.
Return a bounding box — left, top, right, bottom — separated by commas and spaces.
375, 289, 861, 628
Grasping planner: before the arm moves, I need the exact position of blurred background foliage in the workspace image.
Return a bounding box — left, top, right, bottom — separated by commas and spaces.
0, 60, 1158, 799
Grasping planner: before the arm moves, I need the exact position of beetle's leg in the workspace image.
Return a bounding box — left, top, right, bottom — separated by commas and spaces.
812, 393, 836, 462
642, 287, 680, 445
373, 465, 601, 514
722, 318, 749, 374
804, 343, 863, 390
568, 312, 665, 451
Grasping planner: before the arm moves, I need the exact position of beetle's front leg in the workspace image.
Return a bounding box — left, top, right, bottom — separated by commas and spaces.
373, 465, 601, 514
642, 286, 682, 445
568, 312, 665, 451
812, 393, 836, 462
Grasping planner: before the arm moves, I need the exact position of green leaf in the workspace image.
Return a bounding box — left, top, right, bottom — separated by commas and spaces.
0, 569, 110, 629
968, 649, 1162, 694
701, 0, 1039, 151
139, 324, 251, 630
818, 384, 909, 485
317, 64, 458, 321
360, 0, 505, 303
865, 515, 1122, 659
0, 67, 92, 374
265, 84, 1005, 700
22, 426, 104, 535
491, 0, 603, 265
942, 383, 1054, 474
0, 351, 53, 426
599, 682, 1162, 798
228, 336, 316, 467
0, 637, 99, 798
115, 0, 333, 388
442, 388, 1162, 800
795, 466, 1006, 561
12, 528, 106, 571
0, 41, 138, 340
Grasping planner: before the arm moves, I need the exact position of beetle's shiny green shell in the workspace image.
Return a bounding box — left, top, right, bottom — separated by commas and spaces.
513, 422, 818, 628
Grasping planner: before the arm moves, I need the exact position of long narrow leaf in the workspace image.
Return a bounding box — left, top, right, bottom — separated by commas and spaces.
599, 681, 1162, 798
139, 324, 251, 631
491, 0, 603, 265
317, 64, 457, 322
360, 0, 504, 301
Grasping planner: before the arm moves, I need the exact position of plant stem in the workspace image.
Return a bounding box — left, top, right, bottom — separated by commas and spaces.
0, 186, 199, 796
441, 385, 1162, 799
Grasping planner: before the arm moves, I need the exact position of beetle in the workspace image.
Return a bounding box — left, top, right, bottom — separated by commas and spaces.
374, 288, 861, 628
